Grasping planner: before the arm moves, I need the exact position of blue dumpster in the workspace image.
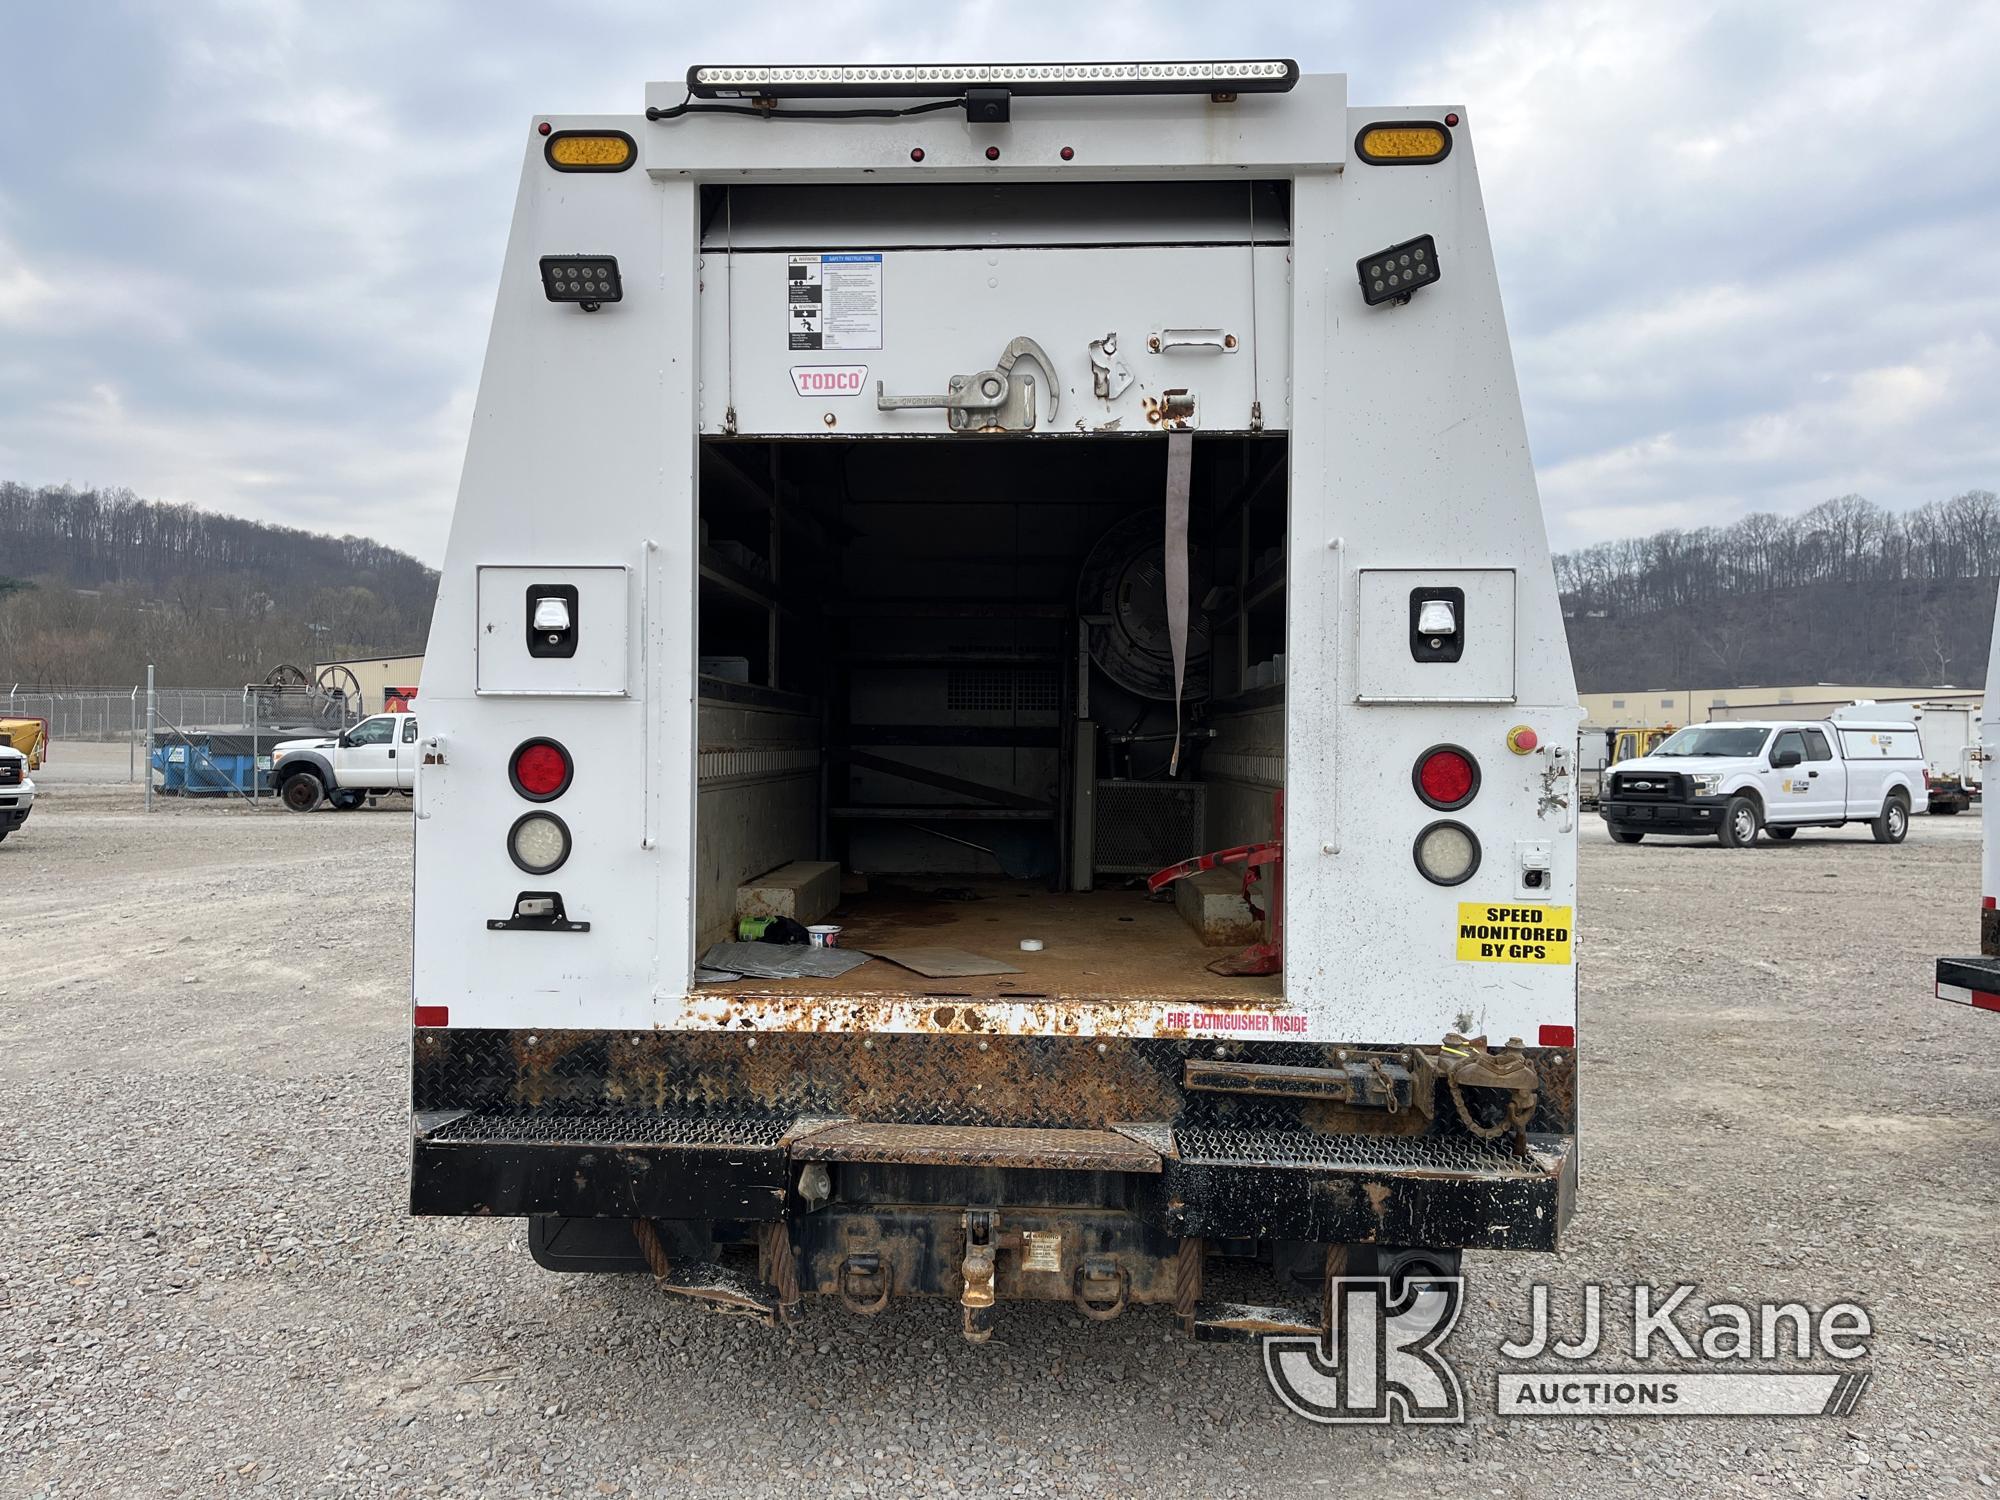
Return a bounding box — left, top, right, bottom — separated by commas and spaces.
149, 726, 317, 796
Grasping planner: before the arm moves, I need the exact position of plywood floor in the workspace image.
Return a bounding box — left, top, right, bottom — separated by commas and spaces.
703, 879, 1277, 1004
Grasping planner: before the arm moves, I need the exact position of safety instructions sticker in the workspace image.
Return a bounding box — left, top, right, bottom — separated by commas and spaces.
1456, 903, 1573, 965
787, 253, 882, 351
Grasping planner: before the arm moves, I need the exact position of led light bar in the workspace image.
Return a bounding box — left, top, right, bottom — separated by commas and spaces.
687, 60, 1299, 99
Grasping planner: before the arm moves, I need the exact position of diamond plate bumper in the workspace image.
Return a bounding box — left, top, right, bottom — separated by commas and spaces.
411, 1108, 1574, 1250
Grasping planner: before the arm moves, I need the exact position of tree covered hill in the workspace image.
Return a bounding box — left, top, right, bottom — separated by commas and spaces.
1556, 492, 2000, 692
0, 482, 438, 687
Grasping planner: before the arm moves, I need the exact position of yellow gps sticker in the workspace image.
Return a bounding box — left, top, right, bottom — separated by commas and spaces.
1456, 903, 1573, 965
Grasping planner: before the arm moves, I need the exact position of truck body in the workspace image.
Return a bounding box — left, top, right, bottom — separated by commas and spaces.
1912, 700, 1982, 814
272, 710, 421, 811
1599, 707, 1927, 847
408, 63, 1581, 1339
1935, 617, 2000, 1014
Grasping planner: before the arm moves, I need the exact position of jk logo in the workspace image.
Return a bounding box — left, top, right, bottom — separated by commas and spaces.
1263, 1277, 1466, 1424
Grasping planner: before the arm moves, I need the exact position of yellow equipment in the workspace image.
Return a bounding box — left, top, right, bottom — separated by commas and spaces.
0, 718, 48, 770
1607, 725, 1674, 764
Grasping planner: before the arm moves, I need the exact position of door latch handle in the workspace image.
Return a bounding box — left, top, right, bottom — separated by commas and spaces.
876, 335, 1058, 432
1148, 327, 1236, 354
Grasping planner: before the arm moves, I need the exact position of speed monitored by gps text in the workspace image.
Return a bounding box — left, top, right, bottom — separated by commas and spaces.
1457, 904, 1575, 964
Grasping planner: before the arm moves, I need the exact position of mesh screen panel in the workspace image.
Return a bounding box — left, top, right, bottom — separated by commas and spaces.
1093, 781, 1206, 874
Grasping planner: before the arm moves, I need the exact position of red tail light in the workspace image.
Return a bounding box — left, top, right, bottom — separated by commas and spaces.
1413, 744, 1479, 810
509, 738, 573, 801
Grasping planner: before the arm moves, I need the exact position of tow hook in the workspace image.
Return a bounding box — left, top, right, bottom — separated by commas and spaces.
836, 1253, 890, 1316
960, 1210, 999, 1343
1437, 1033, 1541, 1153
1073, 1256, 1130, 1321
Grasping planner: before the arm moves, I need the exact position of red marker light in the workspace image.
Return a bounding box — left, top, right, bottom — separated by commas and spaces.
1538, 1024, 1574, 1048
985, 145, 1001, 161
415, 1004, 450, 1028
910, 146, 925, 161
1060, 146, 1075, 161
537, 121, 552, 136
1445, 112, 1459, 127
1414, 745, 1479, 810
509, 738, 573, 801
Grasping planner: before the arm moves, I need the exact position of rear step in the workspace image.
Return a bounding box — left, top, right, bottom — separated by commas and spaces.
790, 1121, 1162, 1172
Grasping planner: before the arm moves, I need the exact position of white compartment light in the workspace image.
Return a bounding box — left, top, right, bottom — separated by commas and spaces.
509, 811, 572, 875
1414, 820, 1480, 887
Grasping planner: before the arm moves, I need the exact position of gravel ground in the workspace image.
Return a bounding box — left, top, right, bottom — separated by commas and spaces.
3, 773, 1998, 1498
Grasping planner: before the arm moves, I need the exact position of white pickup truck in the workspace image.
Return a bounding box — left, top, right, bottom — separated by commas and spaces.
271, 710, 421, 812
1599, 707, 1927, 847
0, 742, 34, 841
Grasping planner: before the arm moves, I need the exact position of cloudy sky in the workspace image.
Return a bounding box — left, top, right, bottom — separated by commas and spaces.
3, 1, 1996, 564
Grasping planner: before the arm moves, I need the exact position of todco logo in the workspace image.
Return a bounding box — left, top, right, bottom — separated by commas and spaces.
790, 364, 868, 396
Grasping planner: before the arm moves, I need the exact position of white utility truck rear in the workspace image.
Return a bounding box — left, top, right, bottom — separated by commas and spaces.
1936, 610, 2000, 1015
410, 62, 1581, 1339
1913, 701, 1982, 815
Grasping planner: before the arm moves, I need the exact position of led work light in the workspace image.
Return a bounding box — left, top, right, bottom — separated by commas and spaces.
540, 255, 622, 311
1358, 235, 1439, 307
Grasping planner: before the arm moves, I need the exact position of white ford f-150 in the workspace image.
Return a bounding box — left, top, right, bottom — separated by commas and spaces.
1599, 706, 1927, 847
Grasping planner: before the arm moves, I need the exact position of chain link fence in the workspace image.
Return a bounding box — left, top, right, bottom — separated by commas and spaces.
4, 686, 255, 743
8, 679, 372, 797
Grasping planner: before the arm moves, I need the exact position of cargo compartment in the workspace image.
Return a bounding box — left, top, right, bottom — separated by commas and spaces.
694, 434, 1287, 1005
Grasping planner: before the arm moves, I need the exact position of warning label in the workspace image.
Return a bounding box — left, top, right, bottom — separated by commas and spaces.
1456, 903, 1573, 965
787, 253, 882, 351
1164, 1009, 1307, 1034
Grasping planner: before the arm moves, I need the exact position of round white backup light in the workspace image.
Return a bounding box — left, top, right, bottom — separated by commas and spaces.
509, 811, 572, 875
1414, 820, 1480, 886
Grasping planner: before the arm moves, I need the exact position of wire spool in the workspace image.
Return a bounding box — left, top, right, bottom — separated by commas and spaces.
312, 664, 364, 727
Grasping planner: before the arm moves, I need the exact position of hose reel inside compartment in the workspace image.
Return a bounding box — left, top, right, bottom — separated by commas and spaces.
1076, 510, 1214, 877
1076, 510, 1210, 703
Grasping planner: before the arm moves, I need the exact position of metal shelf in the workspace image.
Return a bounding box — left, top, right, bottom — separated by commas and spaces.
842, 650, 1061, 667
829, 805, 1056, 822
1244, 557, 1286, 611
698, 547, 791, 614
696, 677, 818, 713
